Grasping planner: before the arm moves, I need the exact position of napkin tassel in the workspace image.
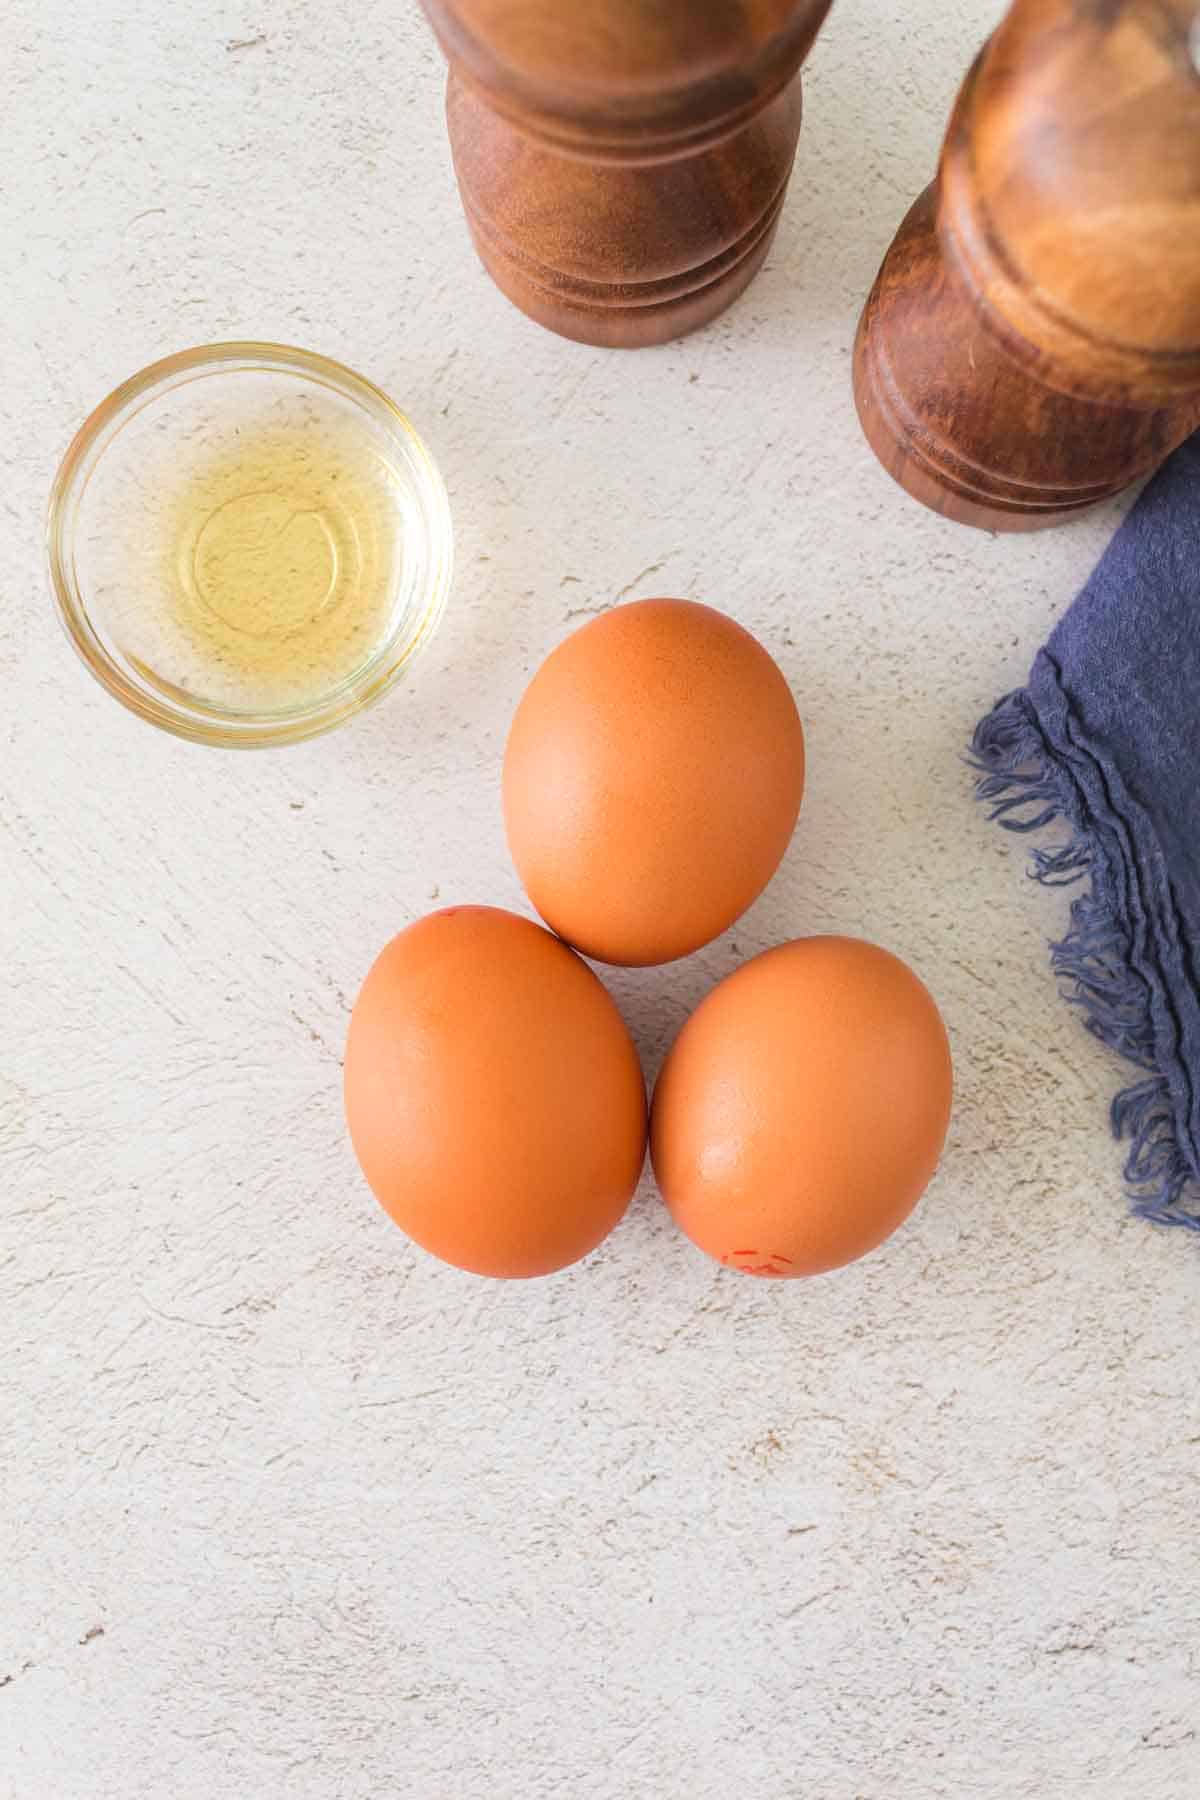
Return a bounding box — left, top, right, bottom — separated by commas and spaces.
972, 688, 1200, 1232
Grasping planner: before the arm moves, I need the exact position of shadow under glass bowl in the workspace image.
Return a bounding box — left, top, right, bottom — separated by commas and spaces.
47, 342, 454, 747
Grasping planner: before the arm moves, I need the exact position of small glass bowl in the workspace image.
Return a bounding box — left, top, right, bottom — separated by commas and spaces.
47, 343, 453, 747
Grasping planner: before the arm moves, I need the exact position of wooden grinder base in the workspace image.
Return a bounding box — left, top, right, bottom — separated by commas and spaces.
446, 72, 805, 349
421, 1, 833, 351
853, 1, 1200, 532
852, 188, 1197, 534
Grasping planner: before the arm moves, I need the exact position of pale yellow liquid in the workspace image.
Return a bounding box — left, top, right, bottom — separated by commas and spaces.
158, 418, 404, 712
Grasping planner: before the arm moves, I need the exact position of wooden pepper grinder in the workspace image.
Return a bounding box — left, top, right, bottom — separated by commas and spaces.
854, 0, 1200, 531
418, 1, 834, 348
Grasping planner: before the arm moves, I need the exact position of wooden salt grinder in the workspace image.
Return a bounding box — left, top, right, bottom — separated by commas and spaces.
417, 1, 834, 348
854, 0, 1200, 531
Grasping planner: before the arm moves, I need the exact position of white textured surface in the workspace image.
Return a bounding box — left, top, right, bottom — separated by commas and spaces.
3, 2, 1198, 1794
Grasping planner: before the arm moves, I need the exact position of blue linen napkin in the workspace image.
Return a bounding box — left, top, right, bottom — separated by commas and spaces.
972, 435, 1200, 1232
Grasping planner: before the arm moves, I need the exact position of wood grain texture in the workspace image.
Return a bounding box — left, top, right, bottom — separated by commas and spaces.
421, 0, 833, 346
854, 0, 1200, 530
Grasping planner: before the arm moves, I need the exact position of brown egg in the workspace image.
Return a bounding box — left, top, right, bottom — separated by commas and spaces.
651, 936, 953, 1277
503, 599, 805, 966
344, 906, 647, 1278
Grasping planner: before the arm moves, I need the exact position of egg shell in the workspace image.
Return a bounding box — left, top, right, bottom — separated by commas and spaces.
650, 936, 953, 1277
344, 906, 647, 1278
503, 598, 805, 967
